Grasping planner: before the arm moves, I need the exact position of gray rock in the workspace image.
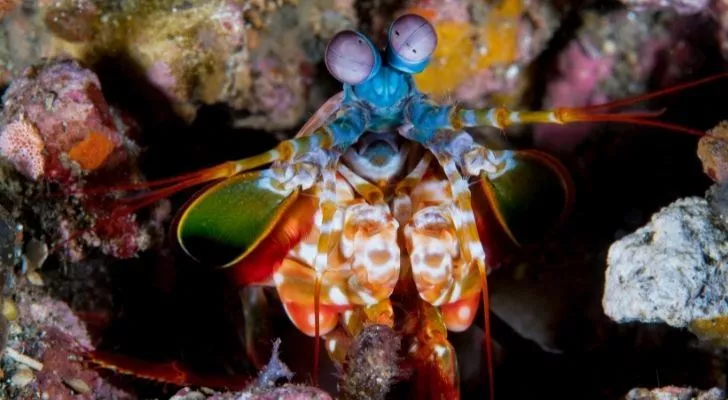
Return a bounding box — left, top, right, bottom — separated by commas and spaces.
625, 386, 726, 400
603, 197, 728, 327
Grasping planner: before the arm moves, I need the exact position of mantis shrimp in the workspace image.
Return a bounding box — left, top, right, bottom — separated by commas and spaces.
72, 12, 728, 400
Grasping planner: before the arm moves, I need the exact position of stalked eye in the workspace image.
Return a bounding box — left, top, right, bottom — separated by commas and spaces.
386, 14, 437, 74
325, 30, 381, 85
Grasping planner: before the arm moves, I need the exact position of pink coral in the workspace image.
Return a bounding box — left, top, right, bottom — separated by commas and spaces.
454, 67, 521, 105
533, 40, 614, 152
27, 297, 93, 348
0, 116, 45, 180
6, 273, 133, 399
145, 61, 180, 103
412, 0, 470, 22
0, 59, 154, 261
250, 57, 301, 117
533, 8, 699, 153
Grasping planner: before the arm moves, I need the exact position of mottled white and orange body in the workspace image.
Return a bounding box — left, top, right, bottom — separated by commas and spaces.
269, 129, 506, 346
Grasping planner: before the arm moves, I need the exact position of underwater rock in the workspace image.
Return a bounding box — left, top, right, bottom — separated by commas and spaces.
625, 386, 726, 400
0, 204, 22, 270
232, 0, 357, 130
0, 205, 21, 360
37, 0, 251, 123
338, 324, 403, 400
619, 0, 711, 15
0, 1, 20, 20
0, 255, 132, 399
170, 386, 332, 400
33, 0, 356, 130
407, 0, 561, 106
170, 339, 331, 400
0, 58, 156, 261
0, 116, 45, 180
699, 121, 728, 183
533, 9, 685, 153
603, 197, 728, 330
707, 182, 728, 230
0, 0, 355, 130
0, 0, 73, 88
0, 58, 139, 182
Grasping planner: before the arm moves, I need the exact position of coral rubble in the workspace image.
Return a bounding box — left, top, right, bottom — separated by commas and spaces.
625, 386, 726, 400
0, 248, 132, 399
699, 121, 728, 183
170, 340, 331, 400
0, 58, 158, 261
338, 324, 403, 400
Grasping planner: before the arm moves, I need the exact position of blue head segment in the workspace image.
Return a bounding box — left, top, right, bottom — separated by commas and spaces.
385, 14, 437, 74
325, 30, 382, 85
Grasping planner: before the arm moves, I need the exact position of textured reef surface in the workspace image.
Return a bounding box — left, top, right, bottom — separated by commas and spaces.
0, 0, 727, 399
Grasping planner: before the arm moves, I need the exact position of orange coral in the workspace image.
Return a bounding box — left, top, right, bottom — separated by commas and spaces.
698, 121, 728, 182
0, 0, 19, 20
690, 316, 728, 346
408, 0, 524, 98
68, 131, 115, 171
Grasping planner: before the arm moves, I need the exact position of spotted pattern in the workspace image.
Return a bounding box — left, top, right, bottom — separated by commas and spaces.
460, 146, 516, 180
440, 295, 480, 332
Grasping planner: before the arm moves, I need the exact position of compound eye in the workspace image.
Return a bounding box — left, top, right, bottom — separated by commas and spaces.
325, 30, 380, 85
388, 14, 437, 65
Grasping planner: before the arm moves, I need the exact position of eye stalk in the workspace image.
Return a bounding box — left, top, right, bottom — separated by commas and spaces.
386, 13, 437, 74
325, 30, 382, 85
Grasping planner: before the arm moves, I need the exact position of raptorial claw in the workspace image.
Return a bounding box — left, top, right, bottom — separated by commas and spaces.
402, 300, 460, 400
473, 149, 574, 246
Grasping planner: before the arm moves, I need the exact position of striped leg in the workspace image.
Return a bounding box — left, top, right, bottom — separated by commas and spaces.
393, 152, 432, 225
80, 103, 369, 220
404, 74, 728, 140
399, 128, 494, 399
274, 167, 400, 383
337, 164, 385, 205
433, 151, 494, 400
310, 154, 341, 384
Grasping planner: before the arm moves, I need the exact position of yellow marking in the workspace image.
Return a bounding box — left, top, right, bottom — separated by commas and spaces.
337, 164, 384, 204
459, 107, 572, 129
314, 125, 335, 148
449, 104, 464, 131
395, 153, 433, 196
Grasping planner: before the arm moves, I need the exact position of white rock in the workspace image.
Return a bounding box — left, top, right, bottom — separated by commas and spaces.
603, 197, 728, 327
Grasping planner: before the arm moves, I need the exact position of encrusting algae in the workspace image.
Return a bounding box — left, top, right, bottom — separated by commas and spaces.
408, 0, 524, 99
